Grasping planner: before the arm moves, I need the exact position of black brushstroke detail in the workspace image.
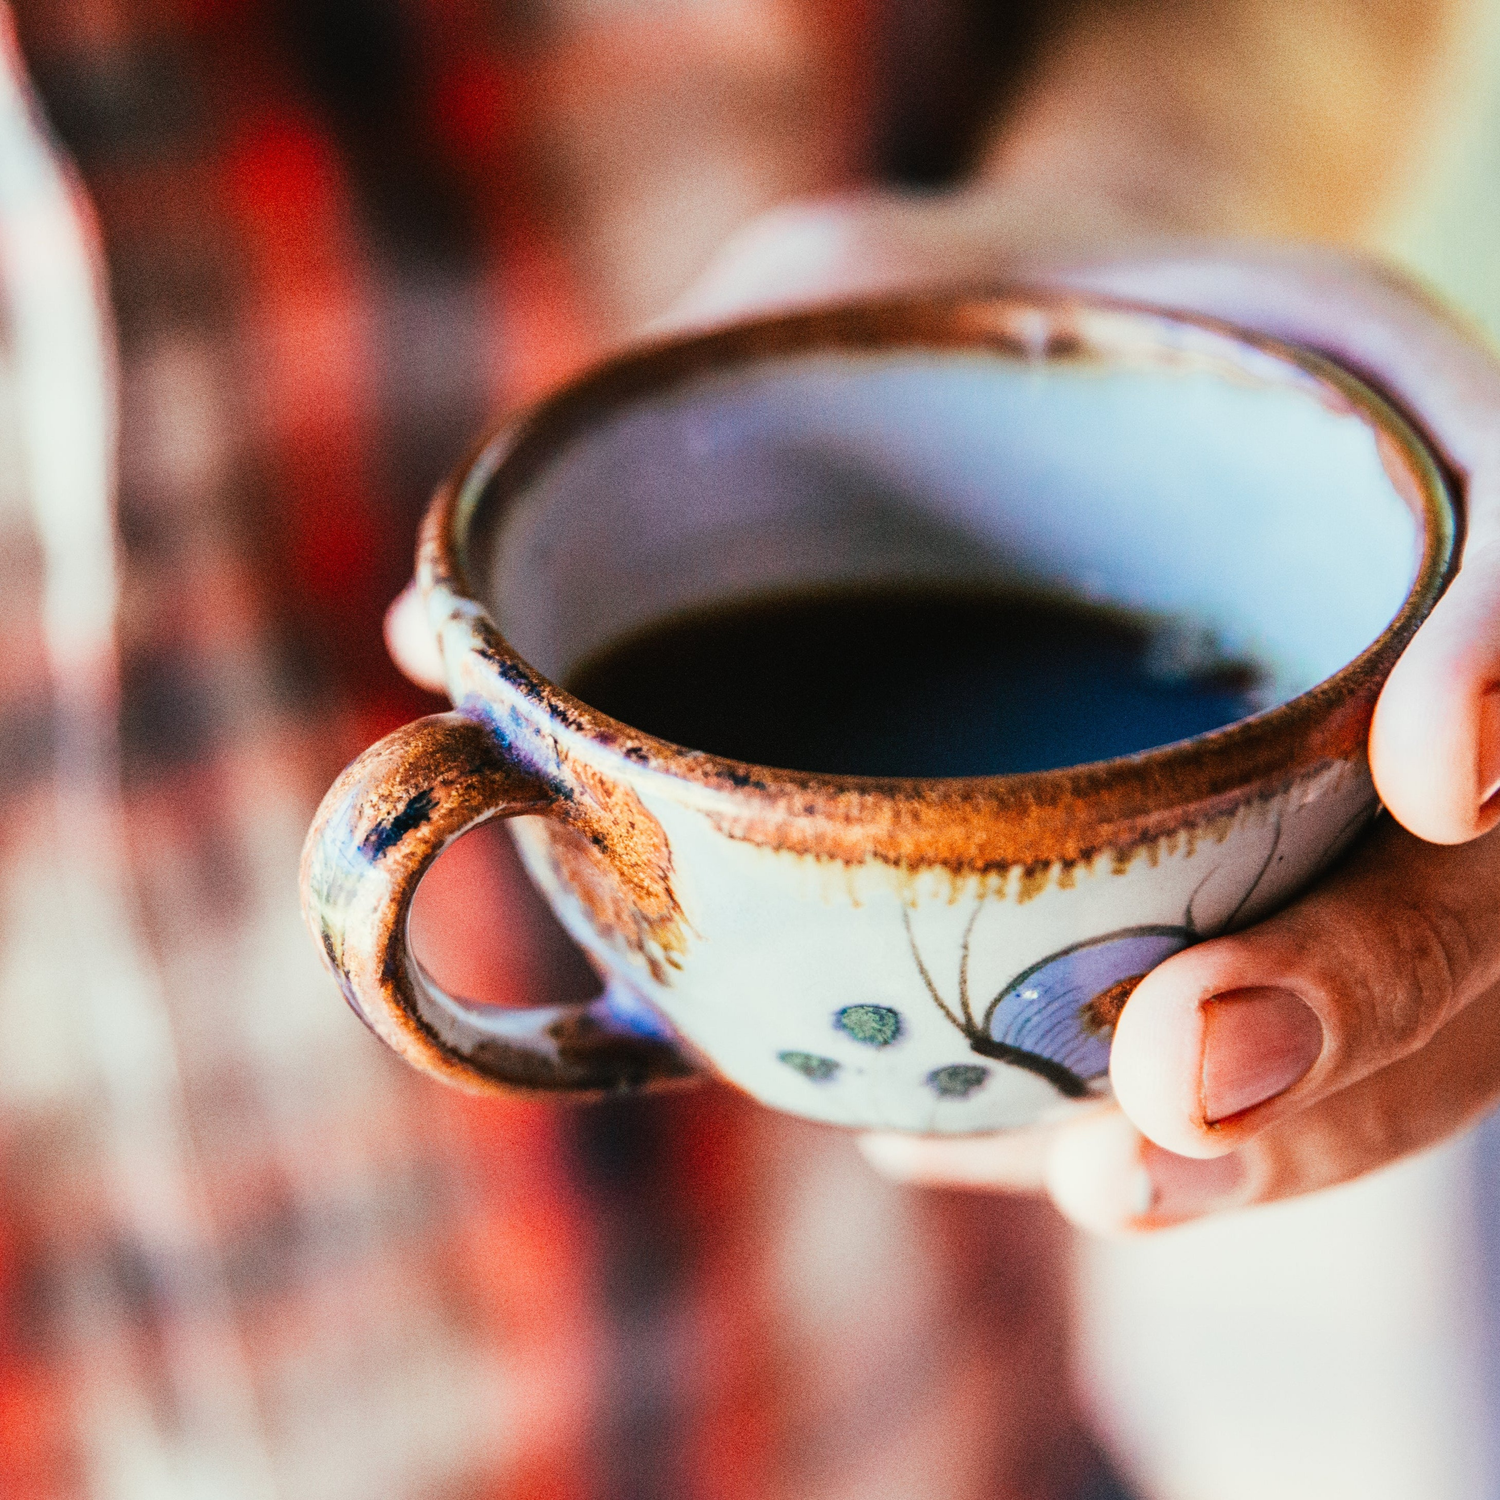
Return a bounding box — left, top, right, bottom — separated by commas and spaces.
1223, 804, 1284, 931
957, 904, 981, 1031
964, 1035, 1090, 1097
381, 944, 403, 986
977, 924, 1189, 1039
361, 788, 437, 859
905, 906, 1093, 1098
902, 906, 964, 1032
1184, 803, 1287, 936
429, 1005, 692, 1093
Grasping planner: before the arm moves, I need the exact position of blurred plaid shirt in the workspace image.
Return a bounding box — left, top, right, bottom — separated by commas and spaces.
0, 4, 1117, 1498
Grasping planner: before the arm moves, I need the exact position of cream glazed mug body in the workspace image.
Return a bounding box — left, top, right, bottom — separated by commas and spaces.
300, 288, 1459, 1134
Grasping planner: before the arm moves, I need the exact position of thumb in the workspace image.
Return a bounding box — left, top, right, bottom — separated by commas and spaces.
1107, 816, 1500, 1158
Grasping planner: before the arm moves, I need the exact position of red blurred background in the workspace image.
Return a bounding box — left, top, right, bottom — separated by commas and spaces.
0, 4, 1115, 1498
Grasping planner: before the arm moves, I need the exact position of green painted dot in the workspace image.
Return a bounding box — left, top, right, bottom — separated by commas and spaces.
927, 1064, 989, 1099
779, 1051, 840, 1082
835, 1004, 902, 1047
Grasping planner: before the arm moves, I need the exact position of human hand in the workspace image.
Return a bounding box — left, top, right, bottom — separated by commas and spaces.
663, 206, 1500, 1235
868, 245, 1500, 1234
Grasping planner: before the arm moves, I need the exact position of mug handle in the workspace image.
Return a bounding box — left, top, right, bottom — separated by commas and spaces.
299, 711, 698, 1095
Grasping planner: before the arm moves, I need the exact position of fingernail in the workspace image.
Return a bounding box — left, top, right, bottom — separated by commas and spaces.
1200, 987, 1322, 1124
1480, 688, 1500, 806
1138, 1144, 1245, 1220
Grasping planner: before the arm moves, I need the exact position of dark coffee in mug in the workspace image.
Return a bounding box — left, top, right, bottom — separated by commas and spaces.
564, 583, 1268, 778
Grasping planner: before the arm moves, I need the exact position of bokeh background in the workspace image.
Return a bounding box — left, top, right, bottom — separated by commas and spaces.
3, 2, 1500, 1497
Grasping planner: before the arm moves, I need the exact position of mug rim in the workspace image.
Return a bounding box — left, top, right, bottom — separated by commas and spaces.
416, 290, 1460, 872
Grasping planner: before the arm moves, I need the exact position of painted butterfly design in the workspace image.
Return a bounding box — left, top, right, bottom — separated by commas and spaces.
905, 908, 1192, 1098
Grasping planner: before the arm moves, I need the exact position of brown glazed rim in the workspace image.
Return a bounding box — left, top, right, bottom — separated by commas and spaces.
415, 290, 1460, 871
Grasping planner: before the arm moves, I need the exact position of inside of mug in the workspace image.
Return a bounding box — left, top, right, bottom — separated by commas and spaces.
479, 308, 1427, 728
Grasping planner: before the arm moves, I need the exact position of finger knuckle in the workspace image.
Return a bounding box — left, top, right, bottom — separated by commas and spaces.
1356, 900, 1474, 1058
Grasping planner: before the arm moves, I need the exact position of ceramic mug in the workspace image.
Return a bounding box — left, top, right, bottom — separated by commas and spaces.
300, 292, 1457, 1133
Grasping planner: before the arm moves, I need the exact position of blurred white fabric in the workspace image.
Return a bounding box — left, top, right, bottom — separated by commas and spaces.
1080, 5, 1500, 1491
